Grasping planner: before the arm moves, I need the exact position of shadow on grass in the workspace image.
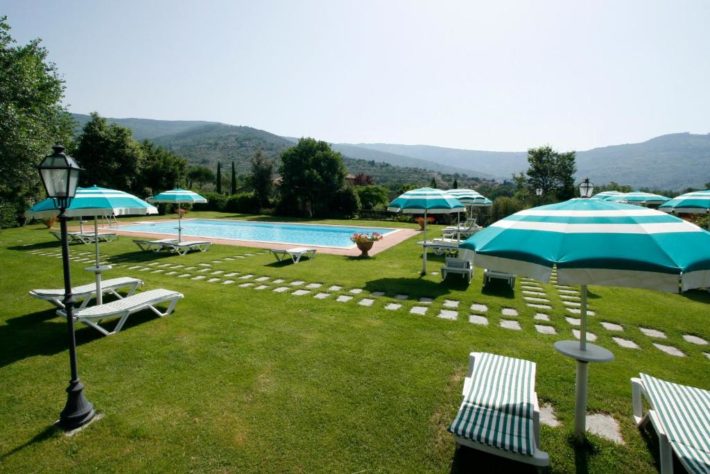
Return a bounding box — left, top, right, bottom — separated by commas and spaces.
682, 288, 710, 304
7, 241, 61, 252
481, 281, 516, 300
636, 418, 685, 474
567, 434, 602, 474
106, 250, 174, 264
449, 445, 540, 473
363, 277, 453, 299
0, 424, 59, 462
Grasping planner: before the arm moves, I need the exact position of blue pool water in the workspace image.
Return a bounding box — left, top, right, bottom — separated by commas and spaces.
119, 219, 398, 248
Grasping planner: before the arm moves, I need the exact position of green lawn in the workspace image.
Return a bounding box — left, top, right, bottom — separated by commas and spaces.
0, 212, 708, 473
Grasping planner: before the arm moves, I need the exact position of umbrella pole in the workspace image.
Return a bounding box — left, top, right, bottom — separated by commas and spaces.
573, 284, 589, 437
93, 217, 103, 305
178, 203, 182, 243
422, 210, 428, 275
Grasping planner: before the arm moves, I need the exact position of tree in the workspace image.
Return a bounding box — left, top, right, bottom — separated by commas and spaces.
525, 146, 577, 202
187, 166, 215, 189
230, 162, 237, 195
74, 112, 144, 193
430, 177, 437, 188
216, 162, 222, 194
353, 173, 373, 186
138, 141, 187, 195
0, 17, 74, 226
278, 138, 346, 217
250, 150, 273, 209
356, 185, 389, 210
453, 178, 458, 189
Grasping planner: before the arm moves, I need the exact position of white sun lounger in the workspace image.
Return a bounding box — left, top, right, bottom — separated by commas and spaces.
29, 277, 144, 310
57, 289, 184, 336
133, 239, 211, 255
484, 269, 516, 289
271, 247, 317, 264
632, 373, 710, 474
442, 257, 473, 283
133, 238, 179, 251
449, 352, 549, 468
51, 230, 118, 244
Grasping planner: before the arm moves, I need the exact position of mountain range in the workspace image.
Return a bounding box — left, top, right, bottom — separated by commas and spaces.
71, 113, 709, 191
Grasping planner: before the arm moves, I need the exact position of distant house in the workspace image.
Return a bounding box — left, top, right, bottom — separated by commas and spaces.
345, 174, 356, 185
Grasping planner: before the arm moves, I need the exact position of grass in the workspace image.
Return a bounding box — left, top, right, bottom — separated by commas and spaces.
0, 211, 708, 473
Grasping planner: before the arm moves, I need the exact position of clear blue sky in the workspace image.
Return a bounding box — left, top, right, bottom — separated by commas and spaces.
4, 0, 709, 151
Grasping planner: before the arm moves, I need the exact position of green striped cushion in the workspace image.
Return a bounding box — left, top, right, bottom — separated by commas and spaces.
449, 353, 536, 456
641, 373, 710, 474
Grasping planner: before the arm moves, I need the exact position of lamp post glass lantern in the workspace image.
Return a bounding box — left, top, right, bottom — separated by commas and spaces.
579, 178, 594, 198
37, 145, 95, 430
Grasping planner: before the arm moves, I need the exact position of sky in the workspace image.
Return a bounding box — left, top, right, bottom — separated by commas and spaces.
4, 0, 710, 151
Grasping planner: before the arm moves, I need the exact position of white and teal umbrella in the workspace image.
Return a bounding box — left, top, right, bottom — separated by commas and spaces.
460, 198, 710, 437
446, 189, 493, 207
388, 187, 465, 275
148, 188, 207, 242
591, 190, 623, 200
659, 190, 710, 215
28, 185, 158, 303
608, 191, 670, 206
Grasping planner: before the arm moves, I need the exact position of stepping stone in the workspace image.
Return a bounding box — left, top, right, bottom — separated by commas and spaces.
540, 403, 561, 428
535, 325, 557, 335
567, 308, 595, 316
314, 293, 330, 300
524, 297, 550, 303
152, 269, 165, 274
211, 260, 223, 264
560, 294, 581, 301
207, 278, 221, 283
236, 256, 245, 259
165, 271, 177, 276
290, 280, 305, 286
522, 290, 546, 297
272, 279, 285, 284
306, 283, 322, 289
273, 287, 289, 293
198, 263, 211, 267
653, 343, 685, 357
178, 274, 191, 278
419, 297, 433, 304
469, 315, 489, 326
239, 282, 254, 288
184, 267, 197, 271
239, 274, 254, 280
682, 334, 708, 345
501, 308, 518, 317
128, 265, 142, 270
336, 295, 353, 303
225, 272, 239, 277
438, 310, 458, 320
704, 353, 710, 360
254, 285, 269, 290
192, 275, 206, 281
640, 327, 667, 339
612, 337, 640, 349
384, 303, 401, 311
395, 294, 408, 300
158, 263, 171, 267
565, 317, 581, 326
171, 264, 184, 269
562, 301, 581, 308
555, 284, 574, 289
572, 329, 597, 342
358, 298, 374, 306
470, 303, 488, 313
601, 322, 624, 332
534, 313, 550, 321
255, 276, 270, 282
148, 262, 160, 266
371, 291, 385, 297
223, 280, 235, 285
410, 306, 428, 315
500, 320, 522, 331
224, 257, 235, 261
349, 288, 363, 294
211, 270, 224, 275
586, 414, 624, 445
292, 289, 310, 296
443, 300, 459, 309
198, 268, 211, 273
528, 304, 552, 310
244, 253, 255, 256
520, 285, 542, 292
558, 289, 579, 295
328, 285, 343, 291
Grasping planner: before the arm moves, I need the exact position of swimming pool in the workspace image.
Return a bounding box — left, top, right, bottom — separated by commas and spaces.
118, 219, 398, 248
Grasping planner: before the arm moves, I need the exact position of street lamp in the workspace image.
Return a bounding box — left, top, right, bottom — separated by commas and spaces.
37, 145, 95, 430
579, 178, 594, 198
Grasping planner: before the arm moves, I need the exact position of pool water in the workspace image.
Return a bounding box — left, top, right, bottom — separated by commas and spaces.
119, 219, 398, 248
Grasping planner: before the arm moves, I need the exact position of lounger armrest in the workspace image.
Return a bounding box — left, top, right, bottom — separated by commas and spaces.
631, 377, 646, 425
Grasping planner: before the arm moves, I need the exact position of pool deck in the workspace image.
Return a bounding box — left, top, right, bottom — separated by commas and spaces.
98, 221, 420, 257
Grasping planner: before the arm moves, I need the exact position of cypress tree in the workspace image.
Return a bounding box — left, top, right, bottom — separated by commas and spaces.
230, 162, 237, 194
216, 162, 222, 194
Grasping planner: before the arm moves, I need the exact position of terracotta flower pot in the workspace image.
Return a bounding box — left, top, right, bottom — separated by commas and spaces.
356, 240, 374, 257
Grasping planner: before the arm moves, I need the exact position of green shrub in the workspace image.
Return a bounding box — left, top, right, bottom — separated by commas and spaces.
224, 192, 260, 214
193, 191, 227, 212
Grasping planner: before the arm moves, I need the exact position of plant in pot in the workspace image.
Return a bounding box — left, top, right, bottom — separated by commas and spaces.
414, 215, 435, 230
351, 232, 383, 258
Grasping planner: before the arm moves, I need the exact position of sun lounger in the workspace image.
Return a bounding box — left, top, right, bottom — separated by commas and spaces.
133, 238, 179, 252
29, 277, 144, 310
57, 288, 184, 336
419, 238, 460, 256
632, 373, 710, 474
271, 247, 317, 264
484, 269, 516, 289
449, 352, 549, 468
51, 230, 118, 244
442, 252, 473, 283
168, 240, 211, 255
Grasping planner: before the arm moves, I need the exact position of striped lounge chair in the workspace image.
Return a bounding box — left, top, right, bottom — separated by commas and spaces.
449, 352, 549, 468
632, 373, 710, 474
30, 277, 144, 309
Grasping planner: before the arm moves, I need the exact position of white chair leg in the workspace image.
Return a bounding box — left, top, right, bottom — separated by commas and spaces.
659, 434, 674, 474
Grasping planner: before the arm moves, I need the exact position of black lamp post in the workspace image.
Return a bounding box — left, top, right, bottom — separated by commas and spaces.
579, 178, 594, 198
37, 145, 96, 430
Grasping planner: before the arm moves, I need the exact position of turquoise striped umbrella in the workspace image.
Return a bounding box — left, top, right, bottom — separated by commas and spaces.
27, 185, 158, 303
460, 198, 710, 437
446, 189, 493, 207
148, 188, 207, 242
608, 191, 670, 206
659, 189, 710, 215
388, 187, 465, 274
591, 190, 623, 200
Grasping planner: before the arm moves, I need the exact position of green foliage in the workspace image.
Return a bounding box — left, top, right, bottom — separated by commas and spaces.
453, 178, 458, 189
138, 141, 187, 195
230, 162, 237, 195
74, 113, 145, 193
0, 17, 73, 227
250, 150, 273, 209
330, 185, 361, 218
193, 191, 227, 212
216, 162, 222, 194
356, 185, 389, 210
526, 146, 577, 202
278, 138, 346, 217
491, 196, 524, 221
224, 192, 260, 214
187, 166, 215, 189
429, 177, 437, 188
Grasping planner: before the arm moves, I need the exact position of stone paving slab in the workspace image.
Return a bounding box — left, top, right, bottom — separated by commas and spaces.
612, 337, 639, 349
358, 298, 374, 307
395, 294, 408, 300
384, 303, 401, 311
567, 308, 595, 316
565, 317, 581, 326
601, 322, 624, 332
184, 267, 197, 271
587, 414, 624, 445
371, 291, 385, 297
682, 334, 708, 345
148, 262, 160, 266
273, 287, 289, 293
438, 310, 458, 320
239, 274, 254, 280
540, 404, 561, 428
558, 289, 579, 295
470, 303, 488, 313
254, 285, 269, 290
165, 271, 177, 276
290, 280, 305, 286
255, 276, 270, 282
560, 294, 581, 301
572, 329, 597, 342
225, 272, 238, 277
349, 288, 363, 294
522, 290, 547, 297
223, 280, 235, 285
419, 297, 433, 304
207, 278, 220, 283
469, 315, 489, 326
336, 295, 353, 303
271, 278, 285, 284
211, 270, 224, 275
328, 285, 343, 291
535, 325, 557, 335
500, 320, 522, 331
314, 292, 330, 299
239, 282, 254, 288
178, 274, 191, 278
292, 289, 310, 296
640, 327, 667, 339
704, 353, 710, 360
306, 283, 322, 289
501, 308, 518, 317
410, 306, 428, 315
524, 296, 550, 303
443, 300, 459, 309
192, 275, 206, 280
562, 301, 581, 307
152, 269, 165, 274
198, 263, 211, 267
528, 304, 552, 310
653, 343, 685, 357
534, 313, 551, 321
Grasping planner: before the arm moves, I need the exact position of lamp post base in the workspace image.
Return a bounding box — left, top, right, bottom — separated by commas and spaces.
58, 380, 95, 431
